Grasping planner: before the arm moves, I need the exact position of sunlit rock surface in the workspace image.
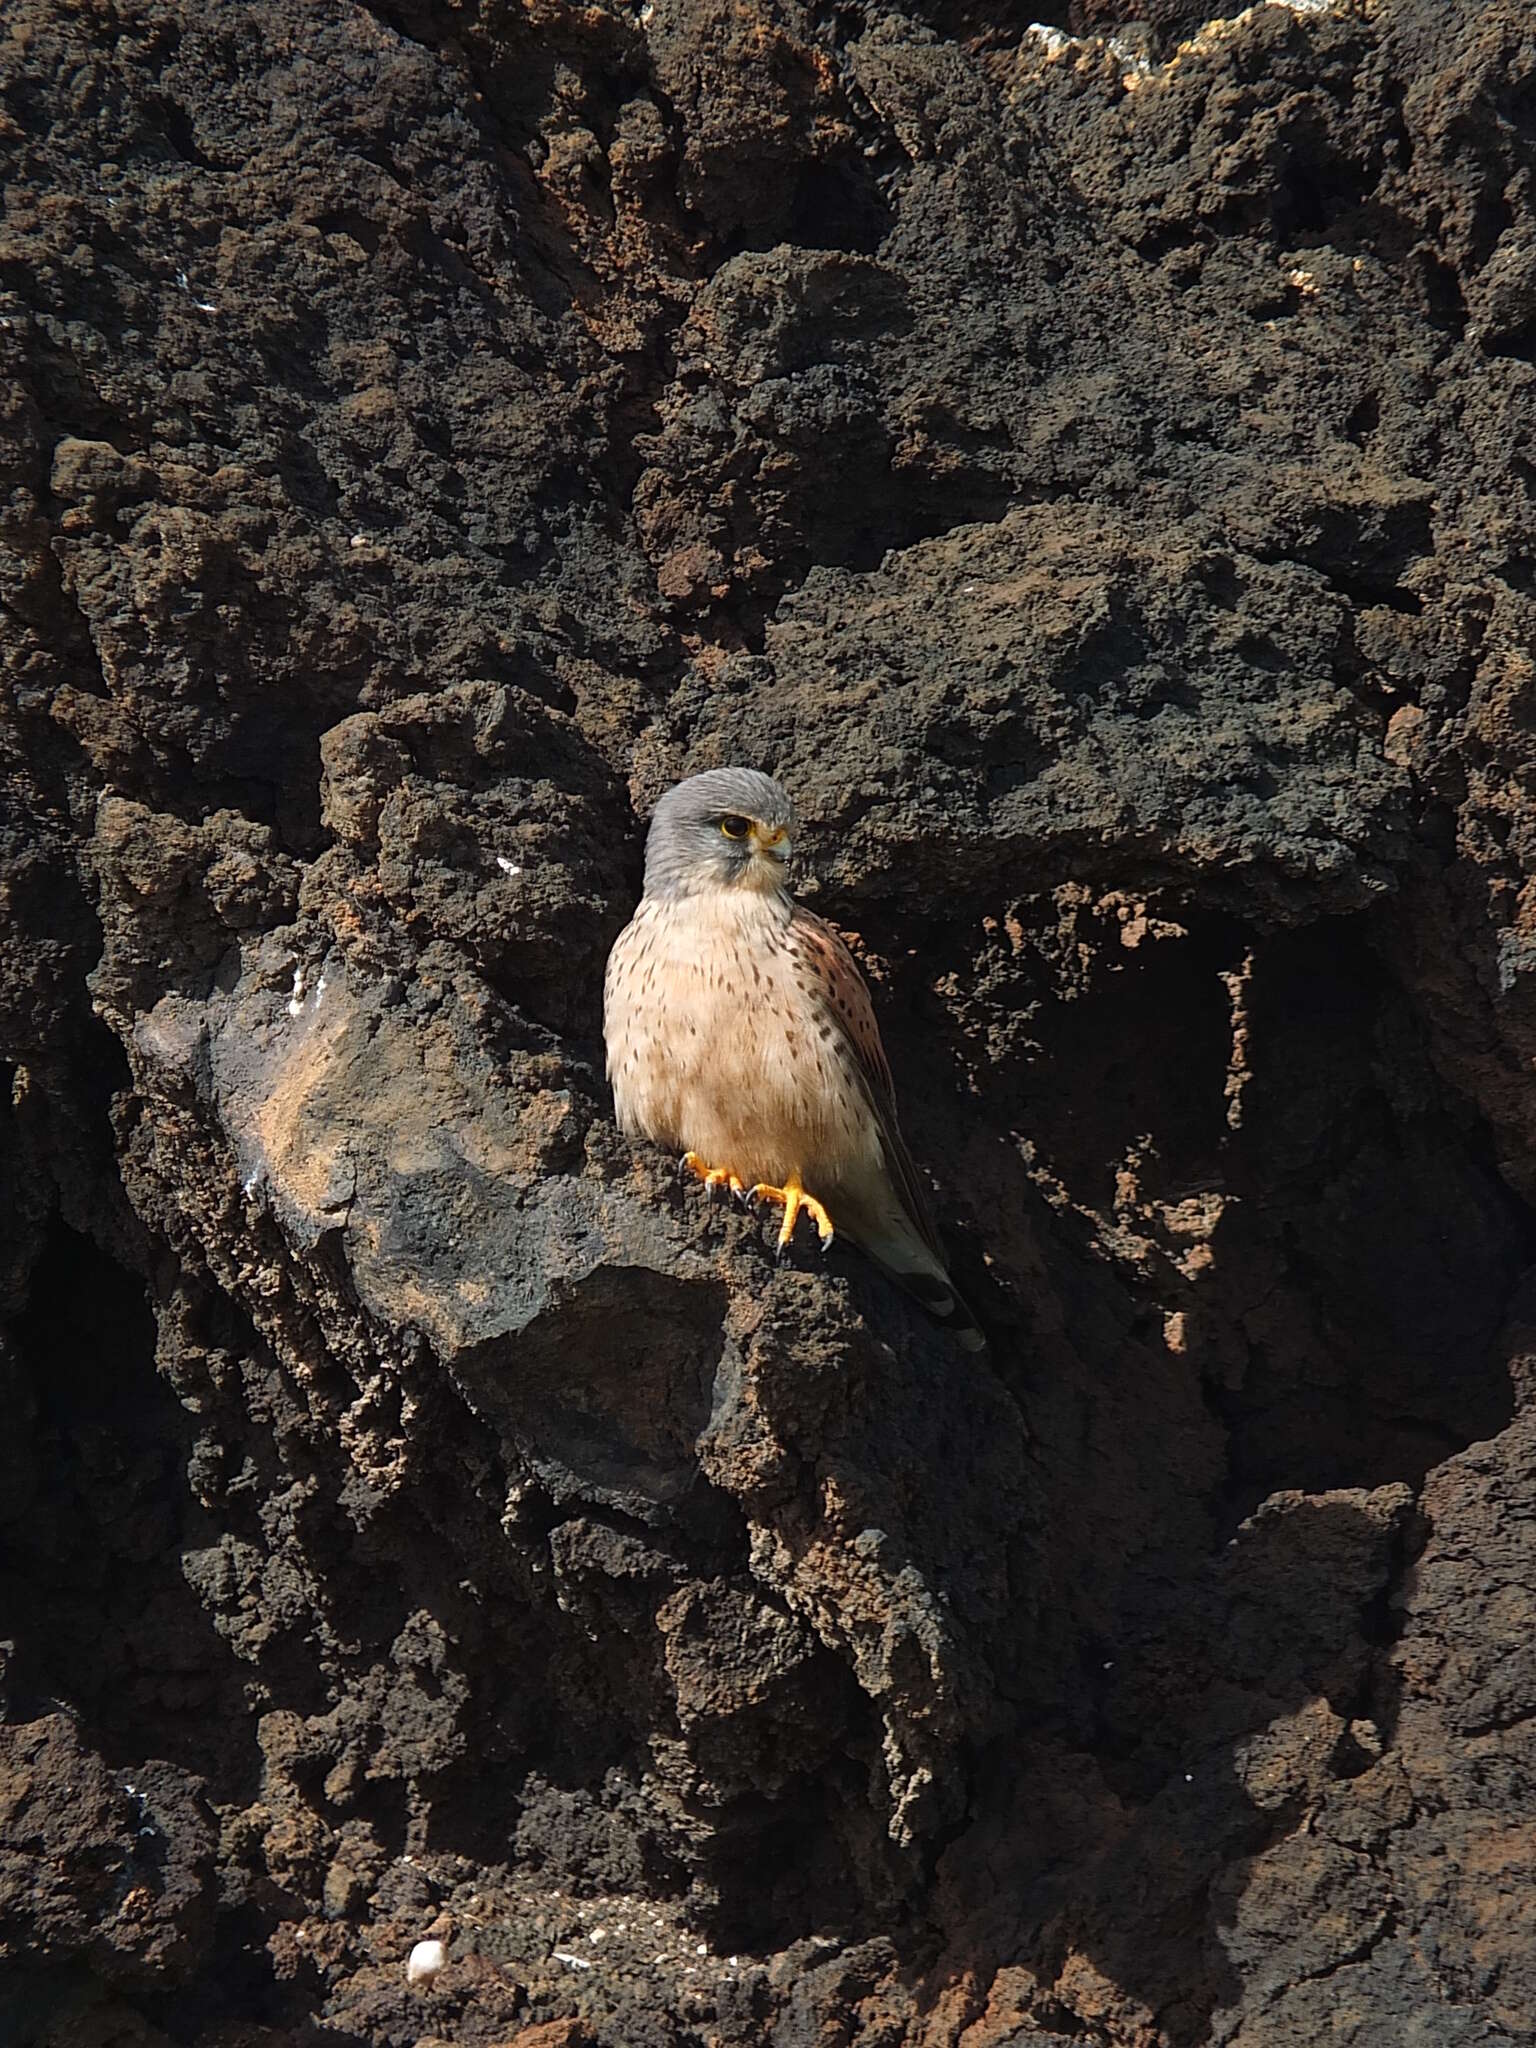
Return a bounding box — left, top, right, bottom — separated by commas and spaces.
2, 0, 1534, 2040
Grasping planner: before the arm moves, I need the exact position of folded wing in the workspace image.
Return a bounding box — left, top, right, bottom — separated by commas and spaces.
787, 906, 947, 1266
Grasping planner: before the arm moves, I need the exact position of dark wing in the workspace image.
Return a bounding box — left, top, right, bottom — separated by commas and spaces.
788, 905, 946, 1263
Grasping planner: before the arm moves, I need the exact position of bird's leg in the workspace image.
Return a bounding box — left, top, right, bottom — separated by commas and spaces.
680, 1151, 747, 1203
747, 1177, 836, 1257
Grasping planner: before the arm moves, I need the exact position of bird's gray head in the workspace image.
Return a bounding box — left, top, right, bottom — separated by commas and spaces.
642, 767, 798, 901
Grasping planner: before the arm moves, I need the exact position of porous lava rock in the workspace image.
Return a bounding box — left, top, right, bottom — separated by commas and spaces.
2, 0, 1534, 2042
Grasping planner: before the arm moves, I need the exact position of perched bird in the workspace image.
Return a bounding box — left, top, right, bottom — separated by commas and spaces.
604, 766, 983, 1348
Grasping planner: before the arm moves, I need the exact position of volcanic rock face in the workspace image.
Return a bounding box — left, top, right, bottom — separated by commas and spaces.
1, 0, 1533, 2041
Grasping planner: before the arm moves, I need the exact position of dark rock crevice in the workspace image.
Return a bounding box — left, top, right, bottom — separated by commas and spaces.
4, 0, 1536, 2043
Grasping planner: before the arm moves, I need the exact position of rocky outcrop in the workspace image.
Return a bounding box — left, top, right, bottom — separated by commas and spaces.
2, 0, 1534, 2041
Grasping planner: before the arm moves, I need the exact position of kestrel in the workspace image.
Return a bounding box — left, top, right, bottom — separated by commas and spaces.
604, 767, 982, 1348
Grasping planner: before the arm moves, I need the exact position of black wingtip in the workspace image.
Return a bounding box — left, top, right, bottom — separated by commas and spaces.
895, 1269, 988, 1352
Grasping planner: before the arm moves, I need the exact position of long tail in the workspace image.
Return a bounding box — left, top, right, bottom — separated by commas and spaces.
874, 1245, 987, 1352
838, 1182, 986, 1351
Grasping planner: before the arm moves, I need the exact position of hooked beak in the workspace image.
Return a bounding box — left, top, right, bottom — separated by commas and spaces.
751, 823, 791, 863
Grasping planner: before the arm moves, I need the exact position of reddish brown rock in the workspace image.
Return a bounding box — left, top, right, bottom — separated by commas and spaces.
1, 0, 1533, 2044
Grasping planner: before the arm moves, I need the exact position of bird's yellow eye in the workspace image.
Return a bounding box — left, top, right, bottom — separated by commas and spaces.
719, 814, 750, 840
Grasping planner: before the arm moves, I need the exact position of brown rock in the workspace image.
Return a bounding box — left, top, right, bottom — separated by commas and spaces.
1, 0, 1533, 2044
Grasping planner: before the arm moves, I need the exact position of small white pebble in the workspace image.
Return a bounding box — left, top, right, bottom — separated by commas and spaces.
350, 533, 368, 548
588, 1928, 606, 1944
553, 1950, 592, 1971
696, 1943, 707, 1956
406, 1939, 445, 1986
496, 855, 522, 876
1184, 1772, 1194, 1783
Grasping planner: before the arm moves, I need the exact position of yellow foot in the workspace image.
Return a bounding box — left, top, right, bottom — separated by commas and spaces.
681, 1151, 747, 1202
747, 1178, 836, 1258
